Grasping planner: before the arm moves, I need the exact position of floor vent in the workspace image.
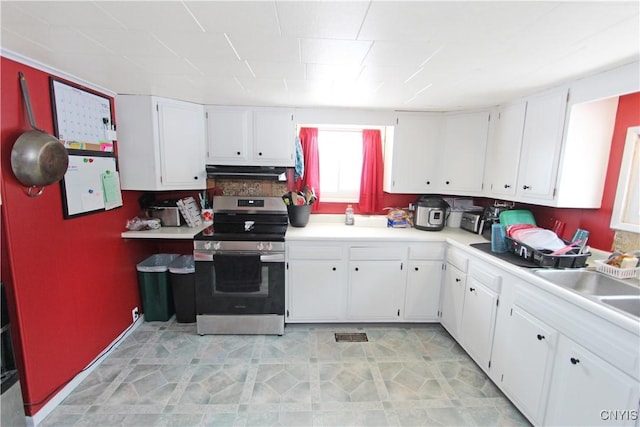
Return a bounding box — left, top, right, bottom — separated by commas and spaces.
335, 332, 368, 343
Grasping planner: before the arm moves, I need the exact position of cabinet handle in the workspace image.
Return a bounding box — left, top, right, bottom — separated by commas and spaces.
332, 267, 336, 271
258, 152, 263, 156
469, 287, 475, 292
537, 334, 545, 340
455, 278, 461, 282
570, 357, 580, 365
236, 151, 241, 155
426, 181, 430, 185
194, 176, 198, 180
523, 185, 531, 190
445, 180, 450, 185
414, 267, 419, 271
504, 184, 511, 189
355, 267, 359, 271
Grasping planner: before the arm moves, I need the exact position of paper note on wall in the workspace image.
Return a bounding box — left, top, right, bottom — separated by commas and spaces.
101, 170, 123, 210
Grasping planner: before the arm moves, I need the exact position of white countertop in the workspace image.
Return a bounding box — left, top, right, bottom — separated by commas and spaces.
121, 222, 212, 239
287, 214, 639, 335
286, 214, 487, 243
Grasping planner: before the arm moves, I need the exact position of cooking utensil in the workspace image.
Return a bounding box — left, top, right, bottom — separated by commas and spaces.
550, 239, 583, 256
11, 72, 69, 197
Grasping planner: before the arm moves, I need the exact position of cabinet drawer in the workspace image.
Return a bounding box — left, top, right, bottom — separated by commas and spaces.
288, 245, 345, 260
468, 261, 502, 294
350, 246, 406, 260
409, 243, 444, 260
446, 246, 469, 272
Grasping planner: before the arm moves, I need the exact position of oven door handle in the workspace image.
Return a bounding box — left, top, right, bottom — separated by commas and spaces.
193, 251, 284, 263
260, 253, 285, 263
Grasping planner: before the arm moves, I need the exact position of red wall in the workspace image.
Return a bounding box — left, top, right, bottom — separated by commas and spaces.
525, 92, 640, 250
0, 57, 155, 416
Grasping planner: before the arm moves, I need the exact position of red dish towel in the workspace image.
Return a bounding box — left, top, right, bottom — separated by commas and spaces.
505, 223, 537, 237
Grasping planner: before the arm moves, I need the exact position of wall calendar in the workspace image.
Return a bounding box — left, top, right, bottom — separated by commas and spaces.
50, 78, 113, 146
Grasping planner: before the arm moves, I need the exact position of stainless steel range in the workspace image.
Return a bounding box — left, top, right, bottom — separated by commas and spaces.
193, 196, 287, 335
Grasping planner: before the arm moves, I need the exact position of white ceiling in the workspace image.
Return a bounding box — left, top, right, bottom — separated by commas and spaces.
1, 1, 639, 111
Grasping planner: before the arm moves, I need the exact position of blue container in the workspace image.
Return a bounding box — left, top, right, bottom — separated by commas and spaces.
491, 223, 508, 253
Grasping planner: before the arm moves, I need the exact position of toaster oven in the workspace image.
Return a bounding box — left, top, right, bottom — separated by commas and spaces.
460, 211, 483, 234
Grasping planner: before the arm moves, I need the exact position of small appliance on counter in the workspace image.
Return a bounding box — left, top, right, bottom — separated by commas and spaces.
414, 196, 449, 231
147, 199, 185, 227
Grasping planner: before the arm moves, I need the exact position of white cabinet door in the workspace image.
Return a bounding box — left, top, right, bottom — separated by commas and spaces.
484, 102, 526, 197
116, 95, 206, 191
205, 106, 251, 164
459, 278, 498, 369
348, 260, 405, 321
499, 305, 558, 424
253, 108, 295, 166
157, 100, 206, 189
287, 260, 347, 321
439, 111, 490, 195
545, 336, 640, 427
440, 263, 466, 339
404, 261, 442, 321
516, 88, 568, 202
384, 112, 441, 193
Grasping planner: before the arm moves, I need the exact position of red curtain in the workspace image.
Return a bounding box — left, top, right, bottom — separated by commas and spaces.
296, 127, 321, 211
359, 129, 384, 214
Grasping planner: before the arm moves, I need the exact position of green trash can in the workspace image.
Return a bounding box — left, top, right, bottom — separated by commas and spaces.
136, 254, 179, 321
169, 255, 196, 323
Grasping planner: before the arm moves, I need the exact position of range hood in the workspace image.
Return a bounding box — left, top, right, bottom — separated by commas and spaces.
206, 165, 288, 181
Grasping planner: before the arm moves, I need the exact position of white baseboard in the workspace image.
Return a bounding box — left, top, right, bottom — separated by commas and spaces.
25, 316, 144, 427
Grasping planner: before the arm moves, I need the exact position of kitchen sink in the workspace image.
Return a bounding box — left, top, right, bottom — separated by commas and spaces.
598, 296, 640, 318
532, 269, 640, 296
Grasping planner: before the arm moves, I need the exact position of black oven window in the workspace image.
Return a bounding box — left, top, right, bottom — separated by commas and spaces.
212, 255, 269, 297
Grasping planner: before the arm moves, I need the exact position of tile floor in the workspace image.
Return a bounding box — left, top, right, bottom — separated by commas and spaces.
41, 320, 530, 427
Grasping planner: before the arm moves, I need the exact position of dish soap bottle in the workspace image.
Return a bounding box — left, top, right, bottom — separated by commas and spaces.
345, 205, 354, 225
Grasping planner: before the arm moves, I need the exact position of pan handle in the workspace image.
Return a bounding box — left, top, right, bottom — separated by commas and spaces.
18, 72, 44, 132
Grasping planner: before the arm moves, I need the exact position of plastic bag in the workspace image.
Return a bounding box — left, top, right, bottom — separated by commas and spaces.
126, 217, 161, 231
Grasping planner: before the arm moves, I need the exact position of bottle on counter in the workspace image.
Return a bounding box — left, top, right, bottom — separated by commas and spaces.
345, 204, 354, 225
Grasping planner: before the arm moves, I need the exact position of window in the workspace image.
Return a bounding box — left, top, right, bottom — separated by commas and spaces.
317, 129, 363, 202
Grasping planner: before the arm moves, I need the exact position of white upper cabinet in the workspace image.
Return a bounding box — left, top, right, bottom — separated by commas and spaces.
484, 102, 526, 198
515, 88, 569, 203
206, 106, 295, 166
439, 111, 490, 196
116, 95, 206, 191
483, 89, 618, 208
384, 112, 441, 193
205, 106, 251, 164
253, 107, 295, 166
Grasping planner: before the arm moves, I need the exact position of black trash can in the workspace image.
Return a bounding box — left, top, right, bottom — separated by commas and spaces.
287, 204, 311, 227
136, 254, 179, 321
169, 255, 196, 323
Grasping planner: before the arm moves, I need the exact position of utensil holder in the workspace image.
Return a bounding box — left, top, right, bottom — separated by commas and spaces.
287, 204, 311, 227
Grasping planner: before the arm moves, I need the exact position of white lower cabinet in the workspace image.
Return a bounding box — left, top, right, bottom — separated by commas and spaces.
286, 244, 347, 322
287, 260, 347, 321
404, 261, 442, 321
347, 247, 406, 321
348, 260, 404, 320
286, 241, 444, 323
544, 336, 640, 427
440, 263, 466, 339
498, 304, 558, 424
